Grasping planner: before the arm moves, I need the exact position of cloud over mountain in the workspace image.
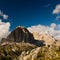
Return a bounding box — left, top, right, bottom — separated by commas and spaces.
0, 10, 10, 41
0, 20, 10, 41
28, 23, 60, 38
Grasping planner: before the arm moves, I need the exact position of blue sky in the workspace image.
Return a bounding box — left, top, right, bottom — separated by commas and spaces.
0, 0, 60, 30
0, 0, 60, 40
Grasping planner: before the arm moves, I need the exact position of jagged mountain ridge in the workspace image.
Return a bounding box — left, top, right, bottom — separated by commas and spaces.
7, 26, 34, 43
1, 26, 45, 46
1, 26, 56, 47
0, 26, 60, 60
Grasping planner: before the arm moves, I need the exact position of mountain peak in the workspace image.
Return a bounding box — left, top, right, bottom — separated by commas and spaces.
7, 26, 34, 43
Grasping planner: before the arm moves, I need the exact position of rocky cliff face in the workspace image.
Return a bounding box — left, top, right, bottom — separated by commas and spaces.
7, 26, 34, 43
1, 26, 45, 46
1, 26, 55, 47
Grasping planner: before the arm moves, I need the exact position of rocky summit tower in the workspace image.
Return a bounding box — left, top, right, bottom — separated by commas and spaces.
7, 26, 34, 43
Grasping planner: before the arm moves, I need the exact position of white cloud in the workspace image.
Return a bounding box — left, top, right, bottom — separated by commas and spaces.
52, 4, 60, 20
0, 20, 10, 41
52, 4, 60, 14
56, 16, 60, 20
50, 23, 56, 28
0, 10, 10, 41
0, 10, 8, 20
27, 23, 60, 38
0, 10, 3, 16
3, 14, 8, 19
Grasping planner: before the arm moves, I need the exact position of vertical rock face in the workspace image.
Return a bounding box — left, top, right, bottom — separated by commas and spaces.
1, 26, 45, 46
1, 26, 55, 47
7, 26, 34, 43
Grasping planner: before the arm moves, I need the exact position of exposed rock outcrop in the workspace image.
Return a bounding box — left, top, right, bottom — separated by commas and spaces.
1, 26, 45, 46
0, 43, 59, 60
7, 26, 34, 43
18, 47, 40, 60
18, 47, 59, 60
